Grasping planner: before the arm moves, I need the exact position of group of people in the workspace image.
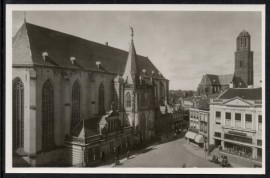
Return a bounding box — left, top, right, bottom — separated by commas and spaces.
211, 155, 230, 167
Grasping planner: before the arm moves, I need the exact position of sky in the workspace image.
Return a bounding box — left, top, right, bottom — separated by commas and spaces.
12, 11, 262, 90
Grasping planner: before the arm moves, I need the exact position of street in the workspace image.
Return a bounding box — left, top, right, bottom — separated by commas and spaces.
116, 133, 220, 168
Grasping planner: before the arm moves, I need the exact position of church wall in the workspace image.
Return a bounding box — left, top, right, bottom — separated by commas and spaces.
15, 66, 116, 154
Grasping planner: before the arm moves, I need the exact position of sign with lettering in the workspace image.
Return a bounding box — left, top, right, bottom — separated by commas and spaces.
228, 130, 247, 137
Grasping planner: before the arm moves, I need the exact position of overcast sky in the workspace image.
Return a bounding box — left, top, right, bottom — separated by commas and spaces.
12, 11, 262, 90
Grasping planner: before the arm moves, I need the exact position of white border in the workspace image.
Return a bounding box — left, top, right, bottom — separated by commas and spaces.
6, 4, 265, 174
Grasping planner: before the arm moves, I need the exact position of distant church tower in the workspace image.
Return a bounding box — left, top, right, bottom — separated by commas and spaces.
234, 30, 254, 86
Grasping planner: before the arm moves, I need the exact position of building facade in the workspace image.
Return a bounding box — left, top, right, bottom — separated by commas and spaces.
209, 88, 262, 167
12, 22, 169, 166
186, 99, 209, 149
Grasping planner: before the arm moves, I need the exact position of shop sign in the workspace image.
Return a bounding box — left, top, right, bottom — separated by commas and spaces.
228, 130, 247, 137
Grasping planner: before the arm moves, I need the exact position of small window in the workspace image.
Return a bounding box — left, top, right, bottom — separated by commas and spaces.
225, 112, 231, 120
258, 115, 262, 131
257, 139, 262, 146
214, 132, 221, 138
216, 111, 221, 118
245, 114, 252, 122
235, 113, 241, 121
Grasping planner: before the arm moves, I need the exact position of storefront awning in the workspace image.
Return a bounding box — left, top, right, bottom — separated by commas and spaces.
185, 131, 197, 140
195, 135, 204, 143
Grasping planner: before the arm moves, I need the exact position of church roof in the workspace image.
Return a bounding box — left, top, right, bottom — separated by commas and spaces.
13, 22, 165, 80
218, 74, 234, 85
238, 30, 251, 37
205, 74, 221, 85
217, 88, 262, 100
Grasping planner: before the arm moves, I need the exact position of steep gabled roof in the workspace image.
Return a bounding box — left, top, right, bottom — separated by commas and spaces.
13, 22, 165, 79
217, 88, 262, 100
218, 74, 234, 85
71, 118, 100, 138
205, 74, 220, 85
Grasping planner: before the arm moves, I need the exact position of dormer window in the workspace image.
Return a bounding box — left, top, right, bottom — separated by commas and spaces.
142, 69, 146, 74
70, 57, 76, 65
42, 52, 48, 61
96, 61, 101, 68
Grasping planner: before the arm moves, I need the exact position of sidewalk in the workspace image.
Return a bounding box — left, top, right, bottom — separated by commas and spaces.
183, 142, 244, 168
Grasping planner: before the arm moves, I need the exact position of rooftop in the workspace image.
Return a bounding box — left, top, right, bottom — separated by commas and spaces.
217, 88, 262, 100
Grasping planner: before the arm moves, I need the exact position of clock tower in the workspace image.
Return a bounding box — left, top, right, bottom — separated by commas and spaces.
234, 30, 254, 86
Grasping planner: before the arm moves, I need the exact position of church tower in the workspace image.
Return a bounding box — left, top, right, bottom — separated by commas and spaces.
234, 30, 254, 86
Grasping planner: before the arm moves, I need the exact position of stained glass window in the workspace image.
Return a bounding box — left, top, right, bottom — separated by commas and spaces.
71, 80, 81, 129
99, 83, 105, 114
13, 77, 24, 150
42, 79, 54, 149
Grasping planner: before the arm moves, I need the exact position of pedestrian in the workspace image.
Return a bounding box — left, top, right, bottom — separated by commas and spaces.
127, 150, 130, 159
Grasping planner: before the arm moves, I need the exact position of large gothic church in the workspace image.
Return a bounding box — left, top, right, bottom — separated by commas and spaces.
12, 21, 169, 166
197, 30, 254, 96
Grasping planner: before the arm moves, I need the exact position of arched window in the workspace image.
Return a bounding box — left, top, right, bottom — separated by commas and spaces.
99, 83, 105, 114
71, 80, 81, 129
126, 92, 131, 107
42, 79, 54, 149
13, 77, 24, 150
240, 60, 243, 68
240, 38, 243, 47
245, 38, 248, 47
140, 113, 147, 131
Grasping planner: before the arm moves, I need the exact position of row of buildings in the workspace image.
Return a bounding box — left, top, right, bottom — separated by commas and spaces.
185, 30, 263, 168
12, 21, 185, 167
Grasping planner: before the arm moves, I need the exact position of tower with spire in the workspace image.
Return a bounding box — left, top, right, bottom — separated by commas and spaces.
235, 30, 254, 86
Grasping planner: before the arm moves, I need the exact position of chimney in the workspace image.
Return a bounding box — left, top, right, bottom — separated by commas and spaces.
229, 82, 233, 88
105, 42, 108, 46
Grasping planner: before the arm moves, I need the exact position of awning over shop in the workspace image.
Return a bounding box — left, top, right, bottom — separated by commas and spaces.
195, 135, 204, 143
185, 131, 197, 140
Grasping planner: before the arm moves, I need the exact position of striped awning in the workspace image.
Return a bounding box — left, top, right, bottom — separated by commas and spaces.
195, 135, 204, 143
185, 131, 197, 140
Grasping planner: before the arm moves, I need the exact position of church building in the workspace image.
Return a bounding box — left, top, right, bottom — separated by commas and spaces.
12, 21, 169, 166
197, 30, 254, 96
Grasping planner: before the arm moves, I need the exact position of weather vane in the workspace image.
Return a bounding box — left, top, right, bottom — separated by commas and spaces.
130, 26, 134, 41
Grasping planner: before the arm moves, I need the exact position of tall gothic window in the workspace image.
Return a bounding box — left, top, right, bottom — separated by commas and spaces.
99, 83, 105, 114
140, 113, 147, 131
42, 79, 54, 149
13, 77, 24, 150
71, 80, 81, 129
126, 92, 131, 107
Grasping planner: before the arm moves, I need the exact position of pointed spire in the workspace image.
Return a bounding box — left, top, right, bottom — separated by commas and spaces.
23, 11, 27, 23
130, 27, 134, 41
122, 28, 140, 85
